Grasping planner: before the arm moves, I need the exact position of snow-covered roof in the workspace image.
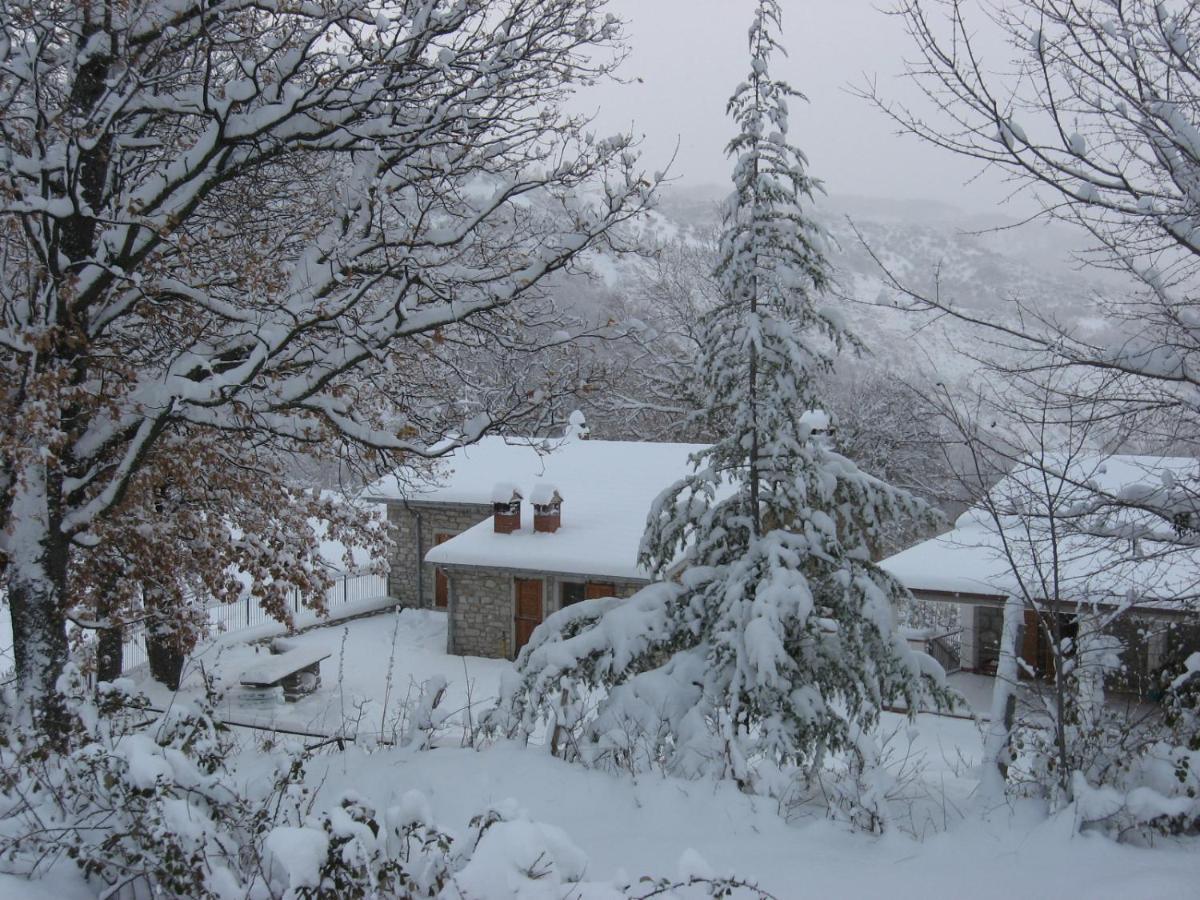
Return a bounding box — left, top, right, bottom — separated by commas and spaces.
367, 437, 566, 506
881, 454, 1200, 611
370, 435, 706, 580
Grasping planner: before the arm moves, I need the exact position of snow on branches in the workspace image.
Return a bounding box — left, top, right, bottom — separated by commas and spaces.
860, 0, 1200, 448
0, 0, 659, 729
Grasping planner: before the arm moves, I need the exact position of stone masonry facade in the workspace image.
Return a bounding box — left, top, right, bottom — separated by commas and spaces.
381, 498, 646, 659
383, 500, 492, 608
446, 565, 644, 659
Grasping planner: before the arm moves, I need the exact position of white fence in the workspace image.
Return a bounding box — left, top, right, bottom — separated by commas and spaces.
118, 571, 390, 675
207, 571, 390, 635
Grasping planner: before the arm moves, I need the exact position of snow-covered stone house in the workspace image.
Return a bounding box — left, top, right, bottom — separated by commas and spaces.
881, 455, 1200, 693
366, 429, 704, 659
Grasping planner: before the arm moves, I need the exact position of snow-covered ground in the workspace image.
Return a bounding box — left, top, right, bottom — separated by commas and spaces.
134, 608, 510, 741
296, 744, 1198, 900
120, 609, 1200, 899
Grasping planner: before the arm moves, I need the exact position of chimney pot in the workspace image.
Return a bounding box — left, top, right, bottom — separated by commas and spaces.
531, 484, 563, 533
492, 484, 522, 534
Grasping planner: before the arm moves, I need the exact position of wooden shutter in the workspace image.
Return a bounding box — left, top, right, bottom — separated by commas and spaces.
1022, 609, 1045, 679
585, 581, 616, 600
514, 578, 544, 652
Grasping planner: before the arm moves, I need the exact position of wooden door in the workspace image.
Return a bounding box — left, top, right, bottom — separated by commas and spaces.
433, 533, 454, 609
1021, 609, 1042, 679
1022, 614, 1080, 681
1022, 610, 1074, 680
585, 581, 616, 600
514, 578, 544, 652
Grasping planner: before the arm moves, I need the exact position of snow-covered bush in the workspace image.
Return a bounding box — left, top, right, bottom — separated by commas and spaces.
0, 670, 455, 897
810, 724, 908, 836
263, 791, 456, 898
0, 672, 778, 898
1059, 647, 1200, 840
0, 667, 249, 897
265, 793, 779, 899
995, 620, 1200, 840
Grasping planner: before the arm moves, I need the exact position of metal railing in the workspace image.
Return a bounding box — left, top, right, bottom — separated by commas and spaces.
927, 629, 962, 675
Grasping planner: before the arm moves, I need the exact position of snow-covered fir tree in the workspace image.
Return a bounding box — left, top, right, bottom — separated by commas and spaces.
495, 0, 946, 796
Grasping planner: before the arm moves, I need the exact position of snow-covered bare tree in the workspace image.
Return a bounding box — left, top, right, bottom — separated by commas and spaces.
496, 0, 946, 802
0, 0, 658, 737
818, 367, 958, 549
858, 0, 1200, 455
921, 370, 1200, 831
588, 233, 721, 441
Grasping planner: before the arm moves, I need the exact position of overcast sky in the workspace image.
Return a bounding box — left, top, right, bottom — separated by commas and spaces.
581, 0, 1014, 213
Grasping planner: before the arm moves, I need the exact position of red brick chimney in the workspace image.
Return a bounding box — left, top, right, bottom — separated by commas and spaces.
531, 483, 562, 533
492, 484, 522, 534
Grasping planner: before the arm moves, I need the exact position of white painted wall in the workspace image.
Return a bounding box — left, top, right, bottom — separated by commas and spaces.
958, 604, 978, 670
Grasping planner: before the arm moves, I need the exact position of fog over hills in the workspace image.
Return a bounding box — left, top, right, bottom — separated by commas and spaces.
609, 184, 1127, 389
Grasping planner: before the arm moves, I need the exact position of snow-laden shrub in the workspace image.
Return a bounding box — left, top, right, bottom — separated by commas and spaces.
1003, 630, 1200, 840
263, 790, 456, 898
264, 793, 779, 900
0, 674, 777, 898
0, 666, 249, 897
1062, 650, 1200, 840
0, 671, 461, 897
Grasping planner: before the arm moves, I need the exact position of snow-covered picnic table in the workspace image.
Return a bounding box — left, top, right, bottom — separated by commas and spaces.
240, 646, 330, 702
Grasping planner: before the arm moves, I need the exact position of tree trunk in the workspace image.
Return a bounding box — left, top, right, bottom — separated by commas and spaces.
7, 462, 73, 745
145, 625, 184, 691
980, 594, 1025, 805
95, 626, 123, 684
93, 571, 125, 684
144, 586, 185, 690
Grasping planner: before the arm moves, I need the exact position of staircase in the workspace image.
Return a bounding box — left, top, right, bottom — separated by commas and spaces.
927, 630, 962, 675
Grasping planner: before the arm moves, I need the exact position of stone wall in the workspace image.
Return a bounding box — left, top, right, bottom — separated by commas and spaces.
446, 566, 645, 659
380, 498, 648, 659
383, 500, 492, 608
446, 568, 516, 660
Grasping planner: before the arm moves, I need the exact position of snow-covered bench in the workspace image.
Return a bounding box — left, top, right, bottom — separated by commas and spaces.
240, 645, 330, 702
